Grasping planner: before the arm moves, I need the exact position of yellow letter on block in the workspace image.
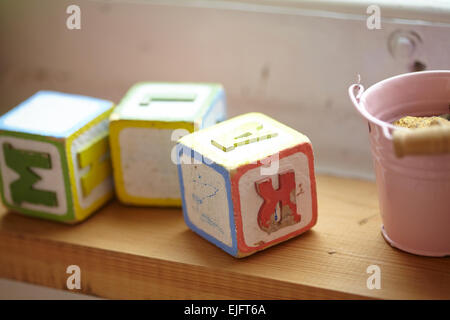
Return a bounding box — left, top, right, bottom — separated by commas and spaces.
77, 135, 112, 197
211, 121, 278, 152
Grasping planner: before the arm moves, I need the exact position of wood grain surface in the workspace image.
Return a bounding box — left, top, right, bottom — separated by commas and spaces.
0, 175, 449, 299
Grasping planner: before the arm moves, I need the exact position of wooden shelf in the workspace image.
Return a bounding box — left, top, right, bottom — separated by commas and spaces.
0, 175, 448, 299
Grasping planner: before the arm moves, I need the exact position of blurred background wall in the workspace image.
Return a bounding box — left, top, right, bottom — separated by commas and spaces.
0, 0, 449, 182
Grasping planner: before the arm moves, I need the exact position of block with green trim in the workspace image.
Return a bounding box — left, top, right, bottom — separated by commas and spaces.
109, 82, 227, 207
0, 91, 115, 223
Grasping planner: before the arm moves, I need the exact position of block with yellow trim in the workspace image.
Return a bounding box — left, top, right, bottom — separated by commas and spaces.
0, 91, 115, 223
109, 82, 226, 206
176, 113, 317, 257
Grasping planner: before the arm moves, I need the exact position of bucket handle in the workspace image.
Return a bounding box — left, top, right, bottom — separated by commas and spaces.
349, 83, 450, 157
349, 84, 397, 140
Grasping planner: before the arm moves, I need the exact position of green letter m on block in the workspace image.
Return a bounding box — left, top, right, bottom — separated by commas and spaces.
3, 143, 57, 207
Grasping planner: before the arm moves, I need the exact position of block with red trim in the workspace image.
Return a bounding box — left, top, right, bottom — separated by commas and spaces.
0, 91, 115, 223
176, 112, 317, 257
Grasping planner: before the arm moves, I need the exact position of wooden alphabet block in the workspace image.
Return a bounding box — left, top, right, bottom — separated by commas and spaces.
109, 82, 226, 206
0, 91, 115, 223
176, 112, 317, 257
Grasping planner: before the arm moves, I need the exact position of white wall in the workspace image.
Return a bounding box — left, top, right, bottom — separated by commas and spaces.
0, 0, 449, 180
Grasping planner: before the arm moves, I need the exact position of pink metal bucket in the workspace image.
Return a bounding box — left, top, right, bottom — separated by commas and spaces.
349, 70, 450, 257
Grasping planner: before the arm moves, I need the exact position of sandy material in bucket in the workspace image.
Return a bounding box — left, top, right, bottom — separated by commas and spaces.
393, 116, 450, 128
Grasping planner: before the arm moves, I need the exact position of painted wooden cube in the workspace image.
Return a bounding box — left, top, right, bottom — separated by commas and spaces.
176, 112, 317, 257
0, 91, 115, 223
109, 82, 226, 206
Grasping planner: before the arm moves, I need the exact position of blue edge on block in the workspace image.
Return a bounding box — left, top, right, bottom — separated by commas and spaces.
199, 88, 226, 129
176, 143, 238, 257
0, 90, 113, 138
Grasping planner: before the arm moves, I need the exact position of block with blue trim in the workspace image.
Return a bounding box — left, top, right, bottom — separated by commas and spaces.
0, 91, 115, 223
176, 113, 318, 257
